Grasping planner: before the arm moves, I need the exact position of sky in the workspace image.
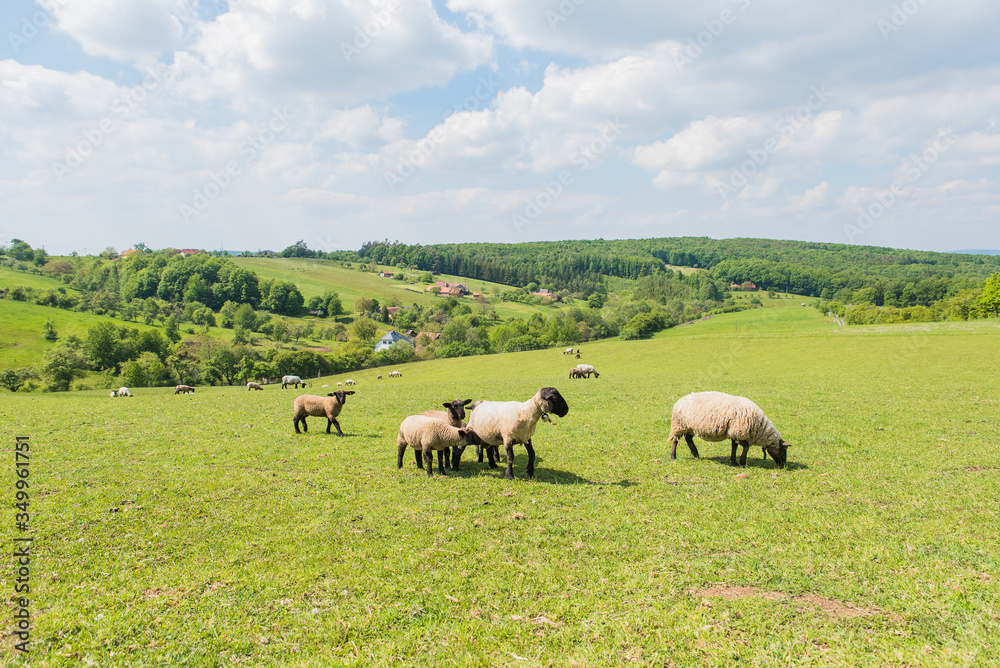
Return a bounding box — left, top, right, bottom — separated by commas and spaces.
1, 0, 998, 255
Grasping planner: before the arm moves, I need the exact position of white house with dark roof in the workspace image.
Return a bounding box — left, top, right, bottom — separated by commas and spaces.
375, 330, 412, 352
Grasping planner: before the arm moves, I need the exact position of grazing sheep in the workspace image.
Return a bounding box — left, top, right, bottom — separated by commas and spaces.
466, 387, 569, 480
337, 382, 343, 387
421, 398, 473, 469
377, 375, 383, 380
109, 390, 118, 398
174, 385, 195, 395
246, 382, 263, 391
388, 370, 402, 378
396, 415, 483, 477
569, 367, 586, 379
575, 363, 600, 378
563, 347, 574, 354
282, 375, 307, 389
292, 390, 355, 436
321, 384, 330, 388
345, 379, 356, 386
668, 391, 792, 468
116, 387, 132, 397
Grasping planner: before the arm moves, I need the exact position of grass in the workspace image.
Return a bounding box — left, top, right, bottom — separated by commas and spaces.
233, 257, 566, 320
3, 300, 999, 665
0, 266, 79, 293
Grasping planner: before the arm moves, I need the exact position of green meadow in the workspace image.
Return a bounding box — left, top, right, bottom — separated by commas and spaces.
3, 301, 999, 666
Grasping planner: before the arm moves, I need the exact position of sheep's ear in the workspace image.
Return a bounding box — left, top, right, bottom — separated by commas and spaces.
779, 439, 791, 447
461, 399, 472, 405
326, 393, 335, 397
442, 402, 451, 409
344, 390, 355, 395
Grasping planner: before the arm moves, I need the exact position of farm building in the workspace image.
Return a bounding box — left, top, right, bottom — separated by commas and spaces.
375, 330, 412, 352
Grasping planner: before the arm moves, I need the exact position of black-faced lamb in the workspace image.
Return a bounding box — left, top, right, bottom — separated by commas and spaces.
396, 415, 483, 477
292, 390, 355, 435
569, 367, 585, 379
174, 385, 195, 395
667, 391, 792, 468
282, 375, 306, 389
421, 399, 473, 469
465, 387, 569, 480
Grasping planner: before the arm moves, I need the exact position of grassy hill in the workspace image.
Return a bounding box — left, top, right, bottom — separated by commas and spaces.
5, 298, 999, 664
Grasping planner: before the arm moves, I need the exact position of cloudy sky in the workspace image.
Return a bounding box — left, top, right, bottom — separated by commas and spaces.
1, 0, 998, 255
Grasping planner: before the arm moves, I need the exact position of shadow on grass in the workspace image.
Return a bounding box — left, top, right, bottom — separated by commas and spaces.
702, 455, 810, 471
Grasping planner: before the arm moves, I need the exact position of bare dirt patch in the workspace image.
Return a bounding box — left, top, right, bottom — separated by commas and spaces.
692, 584, 879, 619
300, 346, 332, 353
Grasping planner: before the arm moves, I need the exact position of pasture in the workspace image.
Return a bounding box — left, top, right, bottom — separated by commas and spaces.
3, 308, 999, 666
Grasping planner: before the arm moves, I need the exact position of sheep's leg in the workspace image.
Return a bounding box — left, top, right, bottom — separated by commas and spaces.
525, 439, 535, 479
414, 449, 424, 469
451, 445, 464, 471
739, 441, 750, 467
425, 447, 433, 477
300, 417, 308, 433
437, 450, 448, 475
294, 418, 302, 434
504, 442, 516, 480
685, 434, 700, 458
397, 440, 407, 469
485, 445, 497, 468
730, 440, 739, 466
476, 444, 484, 463
491, 445, 501, 463
670, 436, 678, 460
330, 417, 344, 437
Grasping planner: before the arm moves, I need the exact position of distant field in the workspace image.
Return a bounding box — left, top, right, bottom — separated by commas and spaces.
233, 257, 566, 320
0, 266, 79, 293
5, 302, 999, 665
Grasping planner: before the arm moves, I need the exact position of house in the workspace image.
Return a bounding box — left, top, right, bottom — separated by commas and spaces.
533, 288, 551, 297
403, 329, 417, 338
417, 331, 441, 341
386, 306, 403, 320
379, 271, 394, 278
120, 248, 139, 257
427, 281, 468, 296
178, 248, 202, 257
374, 330, 412, 352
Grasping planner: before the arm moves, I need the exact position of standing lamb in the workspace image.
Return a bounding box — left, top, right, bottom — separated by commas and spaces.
396, 415, 483, 477
667, 391, 791, 468
575, 363, 600, 378
569, 367, 586, 379
282, 375, 307, 389
174, 385, 195, 394
246, 382, 263, 391
292, 390, 355, 435
466, 387, 569, 480
421, 398, 473, 469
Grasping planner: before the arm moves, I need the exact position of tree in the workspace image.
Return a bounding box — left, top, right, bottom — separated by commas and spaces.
350, 316, 378, 343
41, 345, 87, 391
43, 320, 58, 341
85, 322, 124, 371
234, 303, 257, 331
978, 272, 1000, 317
0, 368, 37, 393
164, 315, 181, 343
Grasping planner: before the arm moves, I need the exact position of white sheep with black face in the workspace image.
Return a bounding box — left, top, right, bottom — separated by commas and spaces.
668, 391, 792, 468
465, 387, 570, 480
420, 398, 474, 469
396, 415, 483, 477
282, 375, 307, 389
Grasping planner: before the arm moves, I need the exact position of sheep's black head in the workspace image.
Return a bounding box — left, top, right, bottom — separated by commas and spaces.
443, 398, 473, 422
327, 390, 356, 404
765, 439, 791, 468
458, 428, 483, 446
539, 387, 569, 417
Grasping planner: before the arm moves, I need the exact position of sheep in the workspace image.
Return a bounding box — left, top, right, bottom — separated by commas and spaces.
282, 375, 307, 389
246, 382, 263, 391
337, 382, 343, 387
563, 347, 574, 354
569, 367, 586, 379
377, 375, 383, 380
292, 390, 355, 436
466, 387, 569, 480
116, 387, 132, 397
388, 370, 402, 378
109, 390, 117, 398
421, 399, 474, 469
667, 391, 792, 468
575, 363, 600, 378
321, 384, 330, 388
345, 379, 356, 385
174, 385, 195, 395
396, 415, 483, 477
